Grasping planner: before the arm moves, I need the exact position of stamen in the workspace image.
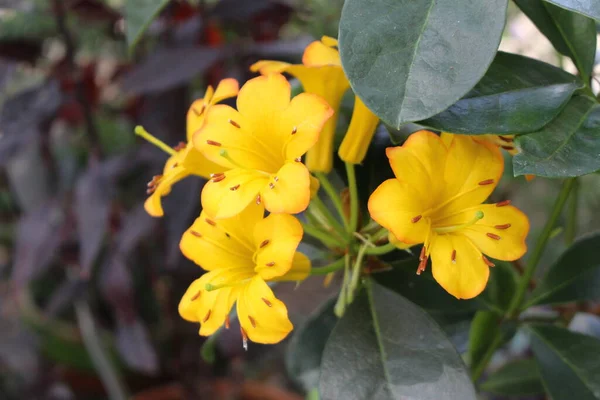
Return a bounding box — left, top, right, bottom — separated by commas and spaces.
212, 174, 226, 183
230, 184, 240, 191
478, 179, 494, 186
269, 182, 275, 189
417, 256, 428, 275
202, 310, 211, 323
482, 255, 495, 267
206, 140, 222, 147
225, 232, 230, 238
192, 104, 206, 116
295, 157, 301, 162
486, 233, 501, 240
260, 240, 269, 248
219, 149, 247, 169
190, 230, 202, 237
241, 327, 248, 351
434, 211, 484, 234
256, 195, 262, 205
496, 200, 511, 207
273, 176, 279, 182
451, 249, 456, 264
494, 224, 511, 230
174, 141, 186, 152
210, 173, 224, 178
228, 119, 241, 129
498, 136, 513, 143
134, 125, 176, 156
266, 262, 276, 267
147, 175, 162, 186
501, 145, 514, 151
262, 297, 272, 307
248, 315, 257, 328
225, 315, 230, 329
291, 126, 297, 135
419, 246, 426, 261
190, 290, 201, 301
205, 218, 216, 226
411, 215, 422, 223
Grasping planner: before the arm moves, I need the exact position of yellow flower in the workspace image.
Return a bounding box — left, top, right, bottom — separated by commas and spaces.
178, 202, 310, 344
144, 79, 239, 217
251, 36, 380, 171
193, 73, 333, 219
368, 131, 529, 299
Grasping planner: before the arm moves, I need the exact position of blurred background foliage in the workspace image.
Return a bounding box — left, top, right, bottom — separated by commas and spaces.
0, 0, 598, 399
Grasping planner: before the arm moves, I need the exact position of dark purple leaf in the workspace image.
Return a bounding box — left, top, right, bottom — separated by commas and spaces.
44, 278, 88, 319
116, 203, 156, 255
11, 200, 67, 287
211, 0, 291, 21
99, 253, 134, 318
115, 317, 159, 374
246, 36, 312, 58
0, 40, 43, 64
120, 47, 223, 95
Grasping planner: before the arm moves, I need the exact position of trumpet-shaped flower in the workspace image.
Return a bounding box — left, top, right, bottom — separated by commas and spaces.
144, 79, 239, 217
194, 73, 333, 219
178, 203, 310, 344
251, 36, 380, 171
368, 131, 529, 299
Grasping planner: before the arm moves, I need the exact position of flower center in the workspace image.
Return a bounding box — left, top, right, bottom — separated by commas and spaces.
433, 211, 484, 234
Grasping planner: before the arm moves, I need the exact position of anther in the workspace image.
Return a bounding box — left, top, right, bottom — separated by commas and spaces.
225, 232, 230, 238
205, 218, 216, 226
291, 126, 297, 135
256, 194, 262, 205
411, 215, 422, 223
419, 246, 426, 261
225, 315, 230, 329
269, 182, 275, 189
241, 327, 248, 351
494, 224, 511, 230
273, 176, 279, 182
206, 140, 222, 146
486, 233, 501, 240
190, 230, 202, 237
451, 249, 456, 263
501, 145, 514, 151
202, 310, 211, 323
496, 200, 511, 207
498, 136, 513, 143
192, 104, 206, 116
266, 261, 275, 267
260, 240, 269, 248
212, 174, 226, 183
190, 290, 201, 301
262, 297, 272, 307
230, 184, 240, 191
228, 119, 241, 128
295, 157, 301, 162
174, 141, 186, 151
478, 179, 494, 186
417, 257, 428, 275
248, 315, 257, 328
482, 255, 495, 267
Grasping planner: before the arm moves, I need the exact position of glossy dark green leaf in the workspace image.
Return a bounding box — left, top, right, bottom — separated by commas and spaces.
319, 280, 476, 400
527, 232, 600, 306
530, 324, 600, 399
125, 0, 170, 49
480, 359, 544, 396
419, 52, 581, 134
514, 0, 596, 82
513, 96, 600, 178
286, 298, 337, 391
338, 0, 508, 128
543, 0, 600, 21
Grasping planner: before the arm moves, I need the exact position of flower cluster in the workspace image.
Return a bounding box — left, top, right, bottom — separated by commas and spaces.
138, 36, 530, 346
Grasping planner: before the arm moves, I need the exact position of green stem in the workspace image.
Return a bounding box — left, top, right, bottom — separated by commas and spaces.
316, 172, 348, 231
310, 258, 346, 275
301, 222, 345, 248
345, 162, 359, 234
565, 178, 579, 245
507, 178, 576, 317
364, 242, 396, 255
310, 195, 347, 239
334, 254, 351, 317
471, 331, 503, 381
347, 243, 368, 303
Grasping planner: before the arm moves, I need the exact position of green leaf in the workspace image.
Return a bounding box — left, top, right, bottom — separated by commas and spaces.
514, 0, 596, 82
527, 232, 600, 306
530, 324, 600, 400
338, 0, 508, 128
419, 52, 581, 134
480, 359, 545, 396
286, 298, 337, 391
319, 280, 476, 400
543, 0, 600, 21
513, 96, 600, 178
478, 261, 518, 312
468, 311, 500, 369
125, 0, 170, 49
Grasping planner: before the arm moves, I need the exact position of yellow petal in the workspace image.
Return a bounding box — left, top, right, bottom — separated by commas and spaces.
430, 234, 489, 299
281, 92, 333, 160
386, 130, 447, 202
388, 232, 415, 250
302, 40, 342, 67
368, 179, 431, 244
211, 78, 239, 104
437, 203, 529, 261
193, 104, 280, 172
250, 60, 291, 75
253, 213, 303, 280
201, 169, 268, 219
187, 99, 209, 142
320, 36, 338, 47
260, 162, 311, 215
274, 252, 311, 282
180, 143, 226, 179
309, 174, 320, 198
180, 206, 262, 270
144, 152, 188, 217
338, 96, 380, 164
237, 276, 293, 344
438, 135, 504, 216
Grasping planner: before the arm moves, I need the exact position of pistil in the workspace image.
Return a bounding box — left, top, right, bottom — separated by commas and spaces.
433, 211, 484, 234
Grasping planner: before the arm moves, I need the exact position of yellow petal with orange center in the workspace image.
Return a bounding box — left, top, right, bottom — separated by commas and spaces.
368, 179, 431, 244
253, 213, 303, 280
201, 169, 269, 219
236, 276, 293, 344
260, 162, 311, 215
338, 96, 380, 164
429, 234, 489, 299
